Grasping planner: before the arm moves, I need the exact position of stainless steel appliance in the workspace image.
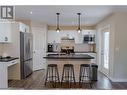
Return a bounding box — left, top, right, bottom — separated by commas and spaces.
20, 32, 33, 79
83, 35, 95, 44
47, 43, 53, 52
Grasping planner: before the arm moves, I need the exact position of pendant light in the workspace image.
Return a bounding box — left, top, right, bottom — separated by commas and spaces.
56, 13, 60, 33
77, 13, 81, 33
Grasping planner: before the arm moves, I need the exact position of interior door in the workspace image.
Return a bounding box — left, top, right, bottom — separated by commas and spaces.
32, 27, 46, 71
101, 27, 110, 76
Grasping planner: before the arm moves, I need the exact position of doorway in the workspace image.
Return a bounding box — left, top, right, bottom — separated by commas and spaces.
100, 25, 110, 76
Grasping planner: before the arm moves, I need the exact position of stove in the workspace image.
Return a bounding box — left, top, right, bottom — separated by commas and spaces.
0, 56, 19, 62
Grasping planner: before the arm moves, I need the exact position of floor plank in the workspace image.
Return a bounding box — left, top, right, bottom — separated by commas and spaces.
8, 69, 127, 89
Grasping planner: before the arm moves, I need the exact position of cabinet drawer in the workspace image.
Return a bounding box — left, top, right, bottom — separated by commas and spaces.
7, 60, 18, 67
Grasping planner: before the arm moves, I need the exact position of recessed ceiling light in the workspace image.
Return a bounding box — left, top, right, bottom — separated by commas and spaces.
30, 11, 33, 14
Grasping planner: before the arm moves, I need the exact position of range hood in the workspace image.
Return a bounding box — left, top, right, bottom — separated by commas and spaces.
61, 37, 74, 40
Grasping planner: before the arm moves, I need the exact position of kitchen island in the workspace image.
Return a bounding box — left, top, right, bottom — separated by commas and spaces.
44, 54, 94, 82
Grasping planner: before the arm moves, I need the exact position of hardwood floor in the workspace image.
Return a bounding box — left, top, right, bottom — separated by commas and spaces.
8, 69, 127, 89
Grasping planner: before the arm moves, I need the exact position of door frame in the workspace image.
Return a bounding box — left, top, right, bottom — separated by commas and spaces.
99, 24, 110, 77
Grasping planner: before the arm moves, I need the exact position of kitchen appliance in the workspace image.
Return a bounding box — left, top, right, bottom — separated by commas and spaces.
20, 32, 33, 79
0, 56, 18, 62
83, 35, 95, 44
47, 43, 53, 52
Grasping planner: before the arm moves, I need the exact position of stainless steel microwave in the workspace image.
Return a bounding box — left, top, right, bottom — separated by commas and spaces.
83, 35, 95, 44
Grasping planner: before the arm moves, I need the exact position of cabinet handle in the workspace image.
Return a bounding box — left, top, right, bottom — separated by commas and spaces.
12, 61, 16, 63
5, 37, 8, 41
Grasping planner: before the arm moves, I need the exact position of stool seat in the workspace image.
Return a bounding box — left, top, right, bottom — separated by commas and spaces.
64, 64, 73, 67
48, 64, 57, 67
80, 64, 90, 67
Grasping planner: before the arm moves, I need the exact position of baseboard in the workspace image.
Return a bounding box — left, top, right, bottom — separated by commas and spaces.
99, 70, 127, 82
33, 68, 45, 72
111, 79, 127, 82
109, 77, 127, 82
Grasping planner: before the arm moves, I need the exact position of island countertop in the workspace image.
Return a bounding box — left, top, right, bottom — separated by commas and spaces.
43, 54, 94, 59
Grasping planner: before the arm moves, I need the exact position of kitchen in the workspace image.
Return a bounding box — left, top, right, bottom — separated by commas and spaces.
0, 6, 127, 89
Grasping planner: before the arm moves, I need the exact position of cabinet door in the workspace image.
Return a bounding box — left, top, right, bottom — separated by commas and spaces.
82, 30, 96, 35
0, 22, 11, 43
0, 23, 5, 42
4, 22, 11, 42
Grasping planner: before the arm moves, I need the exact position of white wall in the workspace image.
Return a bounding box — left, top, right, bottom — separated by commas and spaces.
48, 30, 83, 44
96, 12, 127, 82
113, 13, 127, 81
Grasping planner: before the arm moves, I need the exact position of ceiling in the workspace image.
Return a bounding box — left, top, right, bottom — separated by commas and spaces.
15, 6, 127, 26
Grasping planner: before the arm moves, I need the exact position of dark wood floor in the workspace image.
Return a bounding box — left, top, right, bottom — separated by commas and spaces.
8, 70, 127, 89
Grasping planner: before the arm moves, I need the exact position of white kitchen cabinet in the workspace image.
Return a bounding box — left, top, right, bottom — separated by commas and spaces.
82, 30, 96, 35
19, 22, 29, 32
0, 22, 11, 43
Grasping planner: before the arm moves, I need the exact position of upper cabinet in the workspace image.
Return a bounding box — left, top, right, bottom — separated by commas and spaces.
0, 21, 29, 43
0, 21, 12, 43
19, 22, 29, 33
82, 30, 96, 35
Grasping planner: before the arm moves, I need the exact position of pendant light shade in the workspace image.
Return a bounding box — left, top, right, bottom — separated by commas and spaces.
77, 13, 81, 33
56, 13, 60, 33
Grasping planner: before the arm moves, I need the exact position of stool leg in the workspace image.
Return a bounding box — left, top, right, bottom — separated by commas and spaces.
56, 66, 60, 86
68, 68, 70, 88
70, 67, 72, 88
72, 66, 76, 87
79, 66, 82, 87
61, 66, 65, 87
89, 66, 92, 88
45, 67, 49, 86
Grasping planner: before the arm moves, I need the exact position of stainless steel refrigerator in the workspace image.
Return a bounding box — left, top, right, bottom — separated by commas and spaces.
20, 32, 33, 79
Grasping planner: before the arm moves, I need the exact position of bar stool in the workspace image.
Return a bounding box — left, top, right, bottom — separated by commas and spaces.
61, 64, 75, 88
45, 64, 60, 87
79, 64, 92, 88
